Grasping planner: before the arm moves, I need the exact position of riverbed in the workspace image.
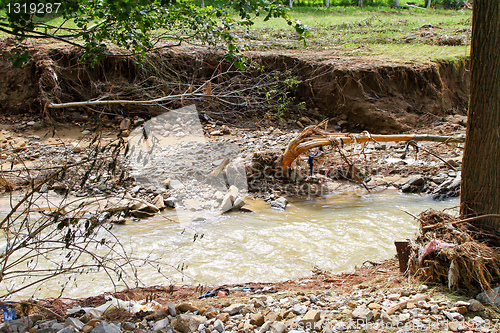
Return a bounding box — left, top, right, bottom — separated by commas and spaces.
0, 190, 458, 299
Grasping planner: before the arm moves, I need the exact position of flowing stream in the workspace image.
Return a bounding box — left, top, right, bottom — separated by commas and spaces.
0, 190, 458, 299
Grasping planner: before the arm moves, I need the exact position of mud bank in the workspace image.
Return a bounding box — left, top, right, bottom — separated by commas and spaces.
0, 40, 469, 133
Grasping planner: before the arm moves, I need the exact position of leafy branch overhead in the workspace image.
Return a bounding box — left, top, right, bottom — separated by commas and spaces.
0, 0, 308, 66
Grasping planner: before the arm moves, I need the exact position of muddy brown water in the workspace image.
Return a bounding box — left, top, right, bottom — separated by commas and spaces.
0, 190, 458, 300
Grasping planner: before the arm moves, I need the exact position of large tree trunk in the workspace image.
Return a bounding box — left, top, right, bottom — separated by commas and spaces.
461, 0, 500, 227
426, 0, 432, 8
358, 0, 363, 7
394, 0, 400, 6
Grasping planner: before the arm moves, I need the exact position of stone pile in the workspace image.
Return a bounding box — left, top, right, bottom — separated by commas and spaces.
4, 284, 496, 333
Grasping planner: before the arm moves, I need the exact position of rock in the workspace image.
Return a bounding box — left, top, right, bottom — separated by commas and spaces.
91, 322, 121, 333
58, 327, 78, 333
7, 318, 29, 333
398, 313, 411, 323
152, 318, 169, 331
168, 179, 185, 191
210, 130, 223, 136
454, 301, 470, 307
472, 316, 486, 326
82, 130, 91, 135
241, 304, 256, 315
270, 321, 287, 333
174, 314, 206, 333
65, 317, 85, 330
260, 321, 272, 333
291, 303, 307, 315
167, 302, 176, 316
52, 322, 66, 331
300, 309, 321, 325
220, 193, 234, 213
153, 195, 165, 210
456, 306, 468, 315
432, 171, 461, 200
228, 185, 239, 198
475, 286, 500, 306
130, 210, 155, 218
270, 197, 288, 210
232, 197, 246, 210
443, 311, 464, 321
121, 322, 135, 331
272, 128, 283, 135
352, 306, 373, 322
129, 200, 159, 214
222, 303, 245, 315
134, 117, 145, 126
120, 118, 131, 130
367, 303, 381, 310
164, 197, 176, 208
410, 319, 425, 330
380, 310, 392, 324
468, 299, 485, 312
82, 324, 94, 333
448, 321, 460, 332
250, 313, 265, 327
334, 321, 348, 331
213, 319, 225, 333
400, 176, 425, 193
264, 312, 282, 323
39, 184, 48, 193
217, 313, 230, 323
177, 303, 199, 313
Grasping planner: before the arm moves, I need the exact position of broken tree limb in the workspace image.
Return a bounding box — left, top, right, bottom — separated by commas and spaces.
47, 92, 211, 108
281, 121, 466, 171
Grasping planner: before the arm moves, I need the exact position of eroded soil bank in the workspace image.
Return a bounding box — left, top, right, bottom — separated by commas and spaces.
0, 40, 469, 134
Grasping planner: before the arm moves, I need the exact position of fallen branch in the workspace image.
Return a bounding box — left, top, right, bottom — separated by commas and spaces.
47, 92, 209, 108
281, 121, 465, 171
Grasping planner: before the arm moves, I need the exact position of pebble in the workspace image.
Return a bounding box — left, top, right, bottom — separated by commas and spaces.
222, 303, 245, 315
468, 299, 485, 312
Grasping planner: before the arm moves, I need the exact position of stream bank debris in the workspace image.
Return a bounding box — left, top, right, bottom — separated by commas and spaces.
408, 210, 500, 295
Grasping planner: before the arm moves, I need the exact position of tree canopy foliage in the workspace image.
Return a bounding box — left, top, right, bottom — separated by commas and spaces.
0, 0, 307, 66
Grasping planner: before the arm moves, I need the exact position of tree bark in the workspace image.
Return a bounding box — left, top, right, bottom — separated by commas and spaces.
461, 0, 500, 228
326, 0, 330, 8
394, 0, 400, 7
426, 0, 432, 8
200, 0, 205, 7
359, 0, 363, 7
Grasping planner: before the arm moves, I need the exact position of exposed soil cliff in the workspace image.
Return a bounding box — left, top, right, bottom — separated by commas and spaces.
0, 40, 469, 133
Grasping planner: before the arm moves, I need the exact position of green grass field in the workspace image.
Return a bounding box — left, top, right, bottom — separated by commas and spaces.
243, 6, 471, 62
0, 5, 471, 63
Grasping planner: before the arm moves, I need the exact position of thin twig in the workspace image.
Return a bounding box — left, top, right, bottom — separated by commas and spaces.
422, 214, 500, 230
